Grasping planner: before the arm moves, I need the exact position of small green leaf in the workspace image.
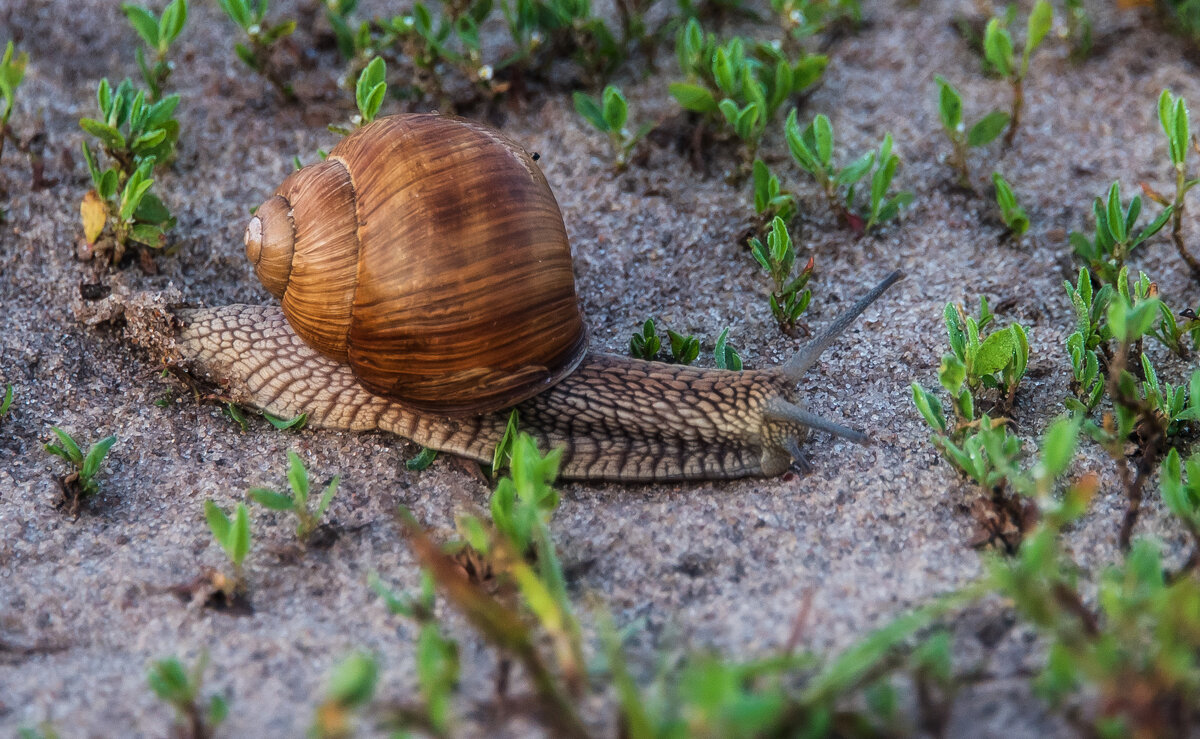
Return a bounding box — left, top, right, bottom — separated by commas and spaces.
974, 329, 1017, 377
49, 427, 85, 465
248, 488, 295, 510
230, 502, 250, 566
122, 4, 161, 48
80, 435, 117, 481
406, 446, 438, 471
327, 653, 378, 707
286, 450, 309, 504
601, 85, 627, 132
934, 75, 962, 132
205, 500, 232, 548
668, 83, 718, 113
1025, 0, 1053, 57
967, 111, 1010, 147
264, 412, 307, 430
572, 91, 607, 132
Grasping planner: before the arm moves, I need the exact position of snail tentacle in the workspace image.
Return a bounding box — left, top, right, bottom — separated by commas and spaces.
781, 270, 905, 381
763, 397, 867, 443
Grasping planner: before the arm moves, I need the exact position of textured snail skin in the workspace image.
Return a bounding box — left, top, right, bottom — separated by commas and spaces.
165, 304, 803, 481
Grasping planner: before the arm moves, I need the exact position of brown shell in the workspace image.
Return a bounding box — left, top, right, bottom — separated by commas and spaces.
245, 114, 588, 416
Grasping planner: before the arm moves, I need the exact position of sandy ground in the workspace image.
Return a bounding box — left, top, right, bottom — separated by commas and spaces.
1, 0, 1198, 735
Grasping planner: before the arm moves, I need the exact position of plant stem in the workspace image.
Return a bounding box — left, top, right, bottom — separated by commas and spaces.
1172, 165, 1200, 277
1004, 77, 1023, 148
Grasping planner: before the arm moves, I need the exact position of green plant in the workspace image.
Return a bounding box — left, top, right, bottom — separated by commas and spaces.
78, 78, 179, 261
934, 76, 1009, 187
784, 111, 912, 232
79, 78, 180, 176
204, 500, 252, 595
714, 327, 743, 370
1154, 89, 1200, 275
0, 40, 28, 165
370, 571, 459, 735
122, 0, 188, 101
505, 0, 623, 86
263, 411, 307, 430
750, 158, 797, 229
491, 408, 520, 476
325, 0, 373, 63
992, 172, 1029, 237
312, 652, 378, 738
771, 0, 863, 49
1162, 447, 1200, 546
248, 451, 340, 543
863, 133, 913, 232
945, 296, 1030, 411
329, 56, 387, 135
982, 0, 1053, 146
44, 427, 118, 499
671, 19, 827, 168
1076, 290, 1191, 547
406, 446, 438, 470
147, 654, 229, 737
629, 318, 662, 360
573, 84, 652, 170
987, 495, 1200, 735
1070, 181, 1171, 285
628, 318, 702, 363
0, 383, 12, 421
1063, 267, 1112, 413
216, 0, 297, 100
750, 216, 813, 335
911, 298, 1034, 547
1063, 0, 1092, 61
81, 153, 175, 262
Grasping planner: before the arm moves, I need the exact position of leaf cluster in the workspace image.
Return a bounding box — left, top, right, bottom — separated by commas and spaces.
982, 0, 1052, 83
992, 172, 1029, 237
121, 0, 188, 101
147, 655, 229, 736
982, 0, 1052, 144
248, 451, 340, 543
0, 40, 27, 135
750, 215, 813, 333
750, 158, 797, 225
911, 299, 1032, 498
392, 0, 497, 90
934, 75, 1008, 186
44, 427, 118, 498
205, 500, 252, 578
991, 508, 1200, 735
784, 111, 912, 231
770, 0, 862, 42
1154, 89, 1200, 274
328, 56, 387, 135
1070, 182, 1171, 285
312, 652, 379, 738
503, 0, 622, 83
369, 572, 459, 734
216, 0, 297, 98
671, 19, 827, 161
628, 318, 707, 365
573, 84, 653, 170
79, 79, 178, 259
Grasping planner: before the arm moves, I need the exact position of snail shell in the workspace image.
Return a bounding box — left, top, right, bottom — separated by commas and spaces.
243, 114, 588, 415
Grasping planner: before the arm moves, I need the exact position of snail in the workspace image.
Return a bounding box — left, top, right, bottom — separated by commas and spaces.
134, 113, 902, 482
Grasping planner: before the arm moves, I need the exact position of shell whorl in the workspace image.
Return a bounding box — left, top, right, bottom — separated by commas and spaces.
244, 114, 588, 416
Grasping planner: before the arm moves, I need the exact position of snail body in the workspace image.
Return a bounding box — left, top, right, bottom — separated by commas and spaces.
143, 113, 902, 481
